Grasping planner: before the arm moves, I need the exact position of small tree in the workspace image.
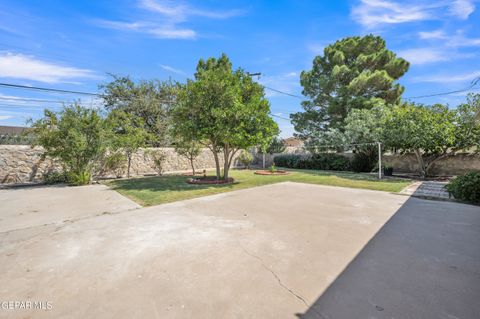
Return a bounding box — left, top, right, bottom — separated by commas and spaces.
174, 138, 202, 175
106, 110, 150, 178
383, 103, 480, 178
238, 150, 253, 169
30, 104, 107, 185
171, 53, 278, 181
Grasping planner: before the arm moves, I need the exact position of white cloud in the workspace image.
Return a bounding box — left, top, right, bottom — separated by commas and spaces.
95, 0, 243, 40
412, 70, 480, 83
398, 48, 448, 64
447, 31, 480, 47
449, 0, 475, 19
148, 27, 196, 39
93, 19, 196, 39
0, 53, 98, 84
398, 48, 473, 65
418, 29, 447, 40
351, 0, 436, 28
0, 115, 13, 120
351, 0, 476, 28
159, 64, 187, 75
139, 0, 244, 21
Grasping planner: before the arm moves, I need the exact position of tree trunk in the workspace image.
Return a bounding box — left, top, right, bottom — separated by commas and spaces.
413, 149, 427, 179
223, 146, 230, 181
212, 149, 221, 180
127, 152, 132, 178
190, 155, 195, 175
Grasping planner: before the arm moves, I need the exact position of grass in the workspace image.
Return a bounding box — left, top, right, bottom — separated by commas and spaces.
106, 169, 412, 207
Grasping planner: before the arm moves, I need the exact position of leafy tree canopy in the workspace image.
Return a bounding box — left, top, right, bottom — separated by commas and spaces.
106, 110, 151, 177
292, 34, 409, 139
29, 104, 107, 185
172, 53, 278, 180
100, 74, 180, 146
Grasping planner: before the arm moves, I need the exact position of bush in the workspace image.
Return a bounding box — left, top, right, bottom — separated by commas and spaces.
238, 151, 253, 168
67, 171, 92, 186
102, 152, 127, 178
274, 153, 350, 171
43, 171, 67, 184
149, 150, 166, 175
351, 152, 377, 173
446, 171, 480, 204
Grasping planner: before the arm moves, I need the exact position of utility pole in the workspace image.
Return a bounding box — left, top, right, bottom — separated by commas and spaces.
378, 142, 382, 179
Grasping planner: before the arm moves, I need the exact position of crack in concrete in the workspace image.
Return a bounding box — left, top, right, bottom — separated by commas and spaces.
239, 243, 309, 305
238, 242, 327, 318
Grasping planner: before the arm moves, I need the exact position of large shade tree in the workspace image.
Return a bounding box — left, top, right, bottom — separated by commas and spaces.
100, 75, 179, 146
291, 34, 409, 142
171, 54, 278, 181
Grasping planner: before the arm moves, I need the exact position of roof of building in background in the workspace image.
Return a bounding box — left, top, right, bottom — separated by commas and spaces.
0, 125, 28, 136
283, 137, 303, 147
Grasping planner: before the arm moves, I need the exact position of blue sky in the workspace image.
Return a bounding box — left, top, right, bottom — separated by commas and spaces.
0, 0, 479, 137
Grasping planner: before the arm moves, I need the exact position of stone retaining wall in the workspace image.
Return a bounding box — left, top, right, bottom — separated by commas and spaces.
0, 145, 241, 184
383, 153, 480, 176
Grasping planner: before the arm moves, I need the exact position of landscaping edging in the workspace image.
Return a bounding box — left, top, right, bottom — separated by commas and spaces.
254, 170, 289, 175
186, 177, 235, 185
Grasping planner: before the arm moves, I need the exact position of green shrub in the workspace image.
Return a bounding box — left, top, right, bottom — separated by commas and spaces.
446, 171, 480, 204
67, 171, 92, 186
238, 151, 253, 168
102, 152, 127, 178
274, 153, 350, 171
43, 171, 67, 184
351, 152, 377, 173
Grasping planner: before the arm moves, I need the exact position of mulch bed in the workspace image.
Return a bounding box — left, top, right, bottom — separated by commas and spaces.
254, 170, 289, 175
186, 176, 235, 185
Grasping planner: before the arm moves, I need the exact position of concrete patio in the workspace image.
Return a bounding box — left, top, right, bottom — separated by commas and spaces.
0, 182, 478, 318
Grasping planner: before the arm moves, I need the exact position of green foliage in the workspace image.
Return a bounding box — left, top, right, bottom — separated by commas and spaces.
171, 53, 279, 180
446, 171, 480, 204
102, 152, 127, 178
265, 136, 286, 154
148, 149, 167, 175
269, 164, 277, 173
351, 151, 377, 173
292, 34, 409, 140
238, 150, 253, 168
100, 74, 179, 146
174, 138, 202, 175
274, 153, 350, 171
68, 171, 92, 186
383, 103, 480, 178
106, 110, 150, 177
43, 171, 68, 184
30, 104, 107, 185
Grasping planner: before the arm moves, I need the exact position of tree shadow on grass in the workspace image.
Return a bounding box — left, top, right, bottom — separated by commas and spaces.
286, 168, 410, 184
108, 174, 238, 192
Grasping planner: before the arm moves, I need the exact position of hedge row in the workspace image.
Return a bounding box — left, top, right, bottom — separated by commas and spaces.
274, 153, 351, 171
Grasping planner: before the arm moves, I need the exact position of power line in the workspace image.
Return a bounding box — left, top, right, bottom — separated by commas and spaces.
264, 86, 303, 99
0, 82, 100, 96
270, 113, 291, 121
404, 76, 480, 100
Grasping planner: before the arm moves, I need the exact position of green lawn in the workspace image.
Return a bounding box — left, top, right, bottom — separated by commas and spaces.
106, 169, 412, 206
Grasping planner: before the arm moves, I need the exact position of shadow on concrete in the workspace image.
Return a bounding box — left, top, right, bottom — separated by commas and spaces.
297, 196, 480, 319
